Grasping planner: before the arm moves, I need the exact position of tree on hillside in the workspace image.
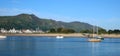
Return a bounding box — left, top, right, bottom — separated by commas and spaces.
108, 30, 113, 34
108, 29, 120, 34
49, 28, 56, 33
57, 28, 63, 33
60, 28, 75, 33
80, 30, 92, 33
98, 29, 107, 34
49, 28, 75, 33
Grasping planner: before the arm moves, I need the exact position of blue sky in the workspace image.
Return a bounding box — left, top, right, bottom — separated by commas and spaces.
0, 0, 120, 30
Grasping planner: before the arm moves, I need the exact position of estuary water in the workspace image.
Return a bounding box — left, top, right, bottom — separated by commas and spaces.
0, 36, 120, 56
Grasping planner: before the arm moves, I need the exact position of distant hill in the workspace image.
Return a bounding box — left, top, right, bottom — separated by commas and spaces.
0, 13, 103, 32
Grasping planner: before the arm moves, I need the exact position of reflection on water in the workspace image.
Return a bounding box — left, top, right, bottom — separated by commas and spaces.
0, 36, 120, 56
0, 36, 36, 56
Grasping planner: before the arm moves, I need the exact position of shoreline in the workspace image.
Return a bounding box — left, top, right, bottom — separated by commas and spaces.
0, 33, 84, 37
0, 33, 120, 38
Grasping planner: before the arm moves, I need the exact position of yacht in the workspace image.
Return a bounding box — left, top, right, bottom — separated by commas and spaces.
88, 38, 101, 42
88, 26, 103, 42
56, 35, 64, 39
0, 35, 6, 39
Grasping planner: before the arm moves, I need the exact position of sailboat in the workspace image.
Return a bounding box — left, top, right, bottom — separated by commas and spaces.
88, 38, 101, 42
88, 26, 103, 42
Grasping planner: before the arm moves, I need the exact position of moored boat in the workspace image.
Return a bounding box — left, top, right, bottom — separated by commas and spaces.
56, 35, 64, 39
0, 35, 6, 38
88, 26, 104, 42
88, 38, 101, 42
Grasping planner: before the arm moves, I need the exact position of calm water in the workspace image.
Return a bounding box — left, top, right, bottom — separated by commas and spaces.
0, 36, 120, 56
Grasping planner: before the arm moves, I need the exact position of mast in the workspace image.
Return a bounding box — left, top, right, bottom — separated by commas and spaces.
97, 26, 98, 35
92, 26, 94, 38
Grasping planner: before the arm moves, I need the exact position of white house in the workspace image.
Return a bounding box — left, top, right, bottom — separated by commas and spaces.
0, 28, 7, 33
8, 28, 17, 33
23, 29, 32, 33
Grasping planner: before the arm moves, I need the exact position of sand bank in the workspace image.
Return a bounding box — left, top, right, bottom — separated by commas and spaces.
0, 33, 84, 37
0, 33, 120, 38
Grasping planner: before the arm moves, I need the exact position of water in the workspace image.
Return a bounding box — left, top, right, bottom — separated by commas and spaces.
0, 36, 120, 56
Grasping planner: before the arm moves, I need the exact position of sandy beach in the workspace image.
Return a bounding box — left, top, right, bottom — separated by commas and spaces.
0, 33, 84, 37
0, 33, 120, 38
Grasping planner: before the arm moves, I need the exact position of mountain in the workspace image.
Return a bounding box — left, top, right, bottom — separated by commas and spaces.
0, 13, 102, 32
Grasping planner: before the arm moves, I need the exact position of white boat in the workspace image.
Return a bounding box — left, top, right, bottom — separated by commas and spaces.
0, 35, 6, 39
88, 26, 103, 42
88, 38, 101, 42
56, 35, 64, 39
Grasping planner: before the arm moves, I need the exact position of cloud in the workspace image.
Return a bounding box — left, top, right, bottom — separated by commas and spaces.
0, 8, 34, 16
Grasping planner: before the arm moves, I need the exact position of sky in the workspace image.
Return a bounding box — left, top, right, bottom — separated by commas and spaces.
0, 0, 120, 30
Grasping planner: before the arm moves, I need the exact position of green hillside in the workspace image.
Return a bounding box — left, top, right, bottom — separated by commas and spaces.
0, 14, 104, 32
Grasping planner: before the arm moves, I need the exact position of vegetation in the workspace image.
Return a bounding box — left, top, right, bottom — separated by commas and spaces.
80, 29, 120, 34
80, 28, 107, 34
49, 28, 75, 33
108, 29, 120, 34
80, 30, 92, 33
98, 28, 107, 34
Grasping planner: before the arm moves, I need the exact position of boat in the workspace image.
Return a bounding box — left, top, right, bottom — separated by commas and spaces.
56, 35, 64, 39
88, 35, 102, 42
88, 38, 101, 42
0, 35, 6, 39
88, 26, 103, 42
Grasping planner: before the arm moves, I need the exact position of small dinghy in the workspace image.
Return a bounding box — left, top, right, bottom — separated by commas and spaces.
0, 35, 6, 39
56, 35, 64, 39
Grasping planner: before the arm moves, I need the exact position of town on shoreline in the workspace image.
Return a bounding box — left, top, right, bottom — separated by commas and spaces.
0, 28, 120, 38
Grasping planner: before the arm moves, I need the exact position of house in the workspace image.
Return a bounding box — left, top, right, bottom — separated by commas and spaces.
23, 29, 32, 33
8, 28, 17, 33
0, 28, 7, 33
